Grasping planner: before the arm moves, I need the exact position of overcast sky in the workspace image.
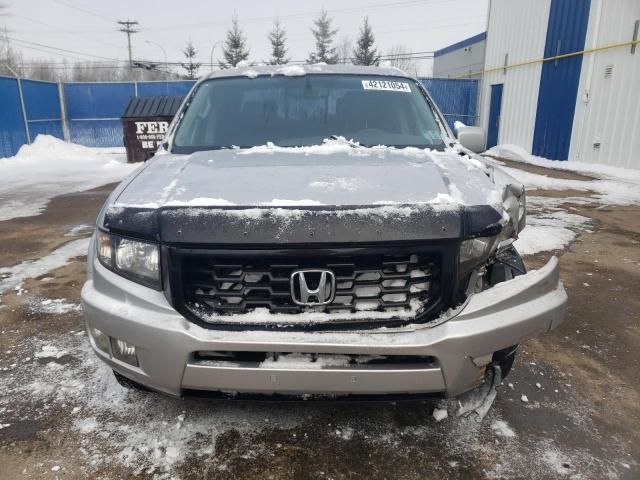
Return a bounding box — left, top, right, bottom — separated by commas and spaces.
2, 0, 488, 76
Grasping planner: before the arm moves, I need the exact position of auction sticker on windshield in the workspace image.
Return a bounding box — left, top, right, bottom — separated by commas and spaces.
361, 79, 411, 92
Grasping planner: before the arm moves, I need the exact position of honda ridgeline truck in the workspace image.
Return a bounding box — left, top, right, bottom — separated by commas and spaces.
81, 65, 567, 398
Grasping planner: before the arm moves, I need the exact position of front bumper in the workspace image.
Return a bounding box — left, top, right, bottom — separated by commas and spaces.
81, 256, 567, 398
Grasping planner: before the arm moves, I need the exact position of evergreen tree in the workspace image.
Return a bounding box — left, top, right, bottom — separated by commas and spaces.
268, 19, 290, 65
307, 9, 339, 64
220, 15, 250, 68
353, 17, 380, 66
181, 41, 201, 79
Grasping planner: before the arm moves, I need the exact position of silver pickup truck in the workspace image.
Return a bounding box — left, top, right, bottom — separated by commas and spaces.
81, 64, 566, 399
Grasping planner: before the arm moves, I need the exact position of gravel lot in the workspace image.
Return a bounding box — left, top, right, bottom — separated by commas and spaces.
0, 161, 639, 479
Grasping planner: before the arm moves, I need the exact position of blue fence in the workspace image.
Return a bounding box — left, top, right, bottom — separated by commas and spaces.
0, 77, 28, 157
0, 75, 477, 158
419, 78, 479, 130
64, 81, 195, 147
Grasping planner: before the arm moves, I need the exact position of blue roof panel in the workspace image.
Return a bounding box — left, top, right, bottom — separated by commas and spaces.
434, 32, 487, 58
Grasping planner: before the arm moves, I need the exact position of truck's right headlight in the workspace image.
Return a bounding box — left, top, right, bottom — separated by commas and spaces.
97, 230, 161, 289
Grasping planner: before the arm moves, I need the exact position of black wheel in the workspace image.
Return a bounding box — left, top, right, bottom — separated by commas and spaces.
113, 370, 150, 392
488, 246, 526, 380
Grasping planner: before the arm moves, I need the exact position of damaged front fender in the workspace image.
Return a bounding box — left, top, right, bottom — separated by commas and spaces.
490, 166, 527, 242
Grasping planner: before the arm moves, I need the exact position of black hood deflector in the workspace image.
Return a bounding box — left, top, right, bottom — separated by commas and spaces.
103, 205, 502, 245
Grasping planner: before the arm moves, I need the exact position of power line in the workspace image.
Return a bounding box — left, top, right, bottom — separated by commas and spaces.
53, 0, 116, 22
7, 36, 121, 61
17, 48, 435, 67
143, 0, 439, 32
117, 20, 139, 67
14, 14, 122, 49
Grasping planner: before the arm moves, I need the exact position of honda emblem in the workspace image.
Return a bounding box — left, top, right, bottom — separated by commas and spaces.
290, 270, 336, 306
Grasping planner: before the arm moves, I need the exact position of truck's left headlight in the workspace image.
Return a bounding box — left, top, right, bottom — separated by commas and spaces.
97, 230, 161, 289
459, 236, 498, 274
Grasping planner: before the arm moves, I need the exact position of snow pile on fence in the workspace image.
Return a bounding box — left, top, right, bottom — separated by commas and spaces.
0, 135, 139, 222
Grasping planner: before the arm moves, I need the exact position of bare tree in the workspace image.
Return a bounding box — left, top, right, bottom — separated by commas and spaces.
336, 36, 353, 64
0, 27, 23, 76
385, 44, 418, 76
25, 58, 59, 82
1, 2, 21, 76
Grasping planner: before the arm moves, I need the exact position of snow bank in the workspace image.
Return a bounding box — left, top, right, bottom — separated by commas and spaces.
485, 144, 640, 206
0, 135, 139, 221
486, 144, 640, 180
514, 209, 592, 256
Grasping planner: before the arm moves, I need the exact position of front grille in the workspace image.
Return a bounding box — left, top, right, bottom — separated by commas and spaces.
176, 250, 443, 324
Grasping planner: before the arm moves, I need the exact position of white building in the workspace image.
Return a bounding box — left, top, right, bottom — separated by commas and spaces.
478, 0, 640, 169
433, 32, 486, 80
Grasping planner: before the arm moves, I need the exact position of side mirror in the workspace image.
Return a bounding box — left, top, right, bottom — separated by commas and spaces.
456, 126, 486, 153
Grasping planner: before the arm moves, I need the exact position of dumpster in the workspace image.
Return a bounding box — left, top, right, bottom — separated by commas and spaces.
121, 95, 184, 163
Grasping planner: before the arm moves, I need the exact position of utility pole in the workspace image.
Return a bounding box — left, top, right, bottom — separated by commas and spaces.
117, 20, 139, 67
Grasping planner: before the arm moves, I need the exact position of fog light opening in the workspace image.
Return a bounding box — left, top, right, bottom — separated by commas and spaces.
88, 326, 110, 354
110, 337, 139, 367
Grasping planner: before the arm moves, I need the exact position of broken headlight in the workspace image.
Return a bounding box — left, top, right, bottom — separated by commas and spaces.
96, 230, 161, 289
459, 236, 498, 274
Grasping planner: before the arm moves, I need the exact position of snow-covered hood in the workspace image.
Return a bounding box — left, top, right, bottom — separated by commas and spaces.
103, 144, 514, 244
113, 146, 502, 209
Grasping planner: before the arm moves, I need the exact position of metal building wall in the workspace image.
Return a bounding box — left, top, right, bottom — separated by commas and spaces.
479, 0, 552, 151
569, 0, 640, 169
433, 34, 487, 80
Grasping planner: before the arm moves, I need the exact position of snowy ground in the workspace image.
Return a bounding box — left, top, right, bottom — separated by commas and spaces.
484, 144, 640, 257
0, 135, 138, 222
1, 139, 639, 479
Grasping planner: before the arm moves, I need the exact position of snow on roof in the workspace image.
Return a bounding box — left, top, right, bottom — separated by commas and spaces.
203, 63, 413, 81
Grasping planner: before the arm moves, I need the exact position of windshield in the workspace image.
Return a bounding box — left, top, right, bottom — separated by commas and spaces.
171, 74, 445, 153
